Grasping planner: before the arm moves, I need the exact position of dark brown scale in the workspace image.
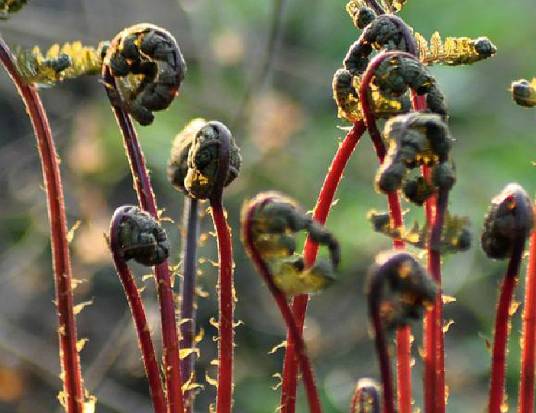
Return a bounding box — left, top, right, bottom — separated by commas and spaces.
367, 251, 437, 330
141, 83, 175, 111
344, 41, 373, 76
128, 99, 154, 126
353, 7, 376, 29
376, 161, 405, 193
121, 35, 141, 61
431, 162, 456, 191
426, 86, 448, 118
109, 53, 130, 76
362, 15, 402, 50
403, 176, 435, 205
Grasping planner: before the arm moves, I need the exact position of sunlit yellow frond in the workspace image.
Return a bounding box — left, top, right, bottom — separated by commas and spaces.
416, 31, 496, 65
15, 41, 106, 86
384, 0, 407, 12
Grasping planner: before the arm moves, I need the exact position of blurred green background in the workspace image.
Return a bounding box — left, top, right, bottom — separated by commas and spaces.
0, 0, 535, 412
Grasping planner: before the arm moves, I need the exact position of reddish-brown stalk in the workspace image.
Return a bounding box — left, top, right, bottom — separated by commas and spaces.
358, 50, 416, 413
489, 239, 525, 413
411, 90, 448, 413
109, 208, 167, 413
0, 37, 85, 413
206, 128, 235, 413
102, 66, 185, 413
369, 296, 396, 413
280, 121, 366, 413
179, 197, 200, 413
519, 215, 536, 413
243, 197, 323, 413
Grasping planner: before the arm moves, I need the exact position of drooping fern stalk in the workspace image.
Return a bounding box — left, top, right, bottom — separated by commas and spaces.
481, 185, 533, 413
0, 35, 85, 413
109, 206, 168, 413
101, 23, 188, 412
242, 193, 331, 413
280, 120, 366, 413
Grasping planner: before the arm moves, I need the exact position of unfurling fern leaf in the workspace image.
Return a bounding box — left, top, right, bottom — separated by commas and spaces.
15, 41, 107, 86
415, 31, 496, 65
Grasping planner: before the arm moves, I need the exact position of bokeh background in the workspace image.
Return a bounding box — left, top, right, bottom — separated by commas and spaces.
0, 0, 535, 412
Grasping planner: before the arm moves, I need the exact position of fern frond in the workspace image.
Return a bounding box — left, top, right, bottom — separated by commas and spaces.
368, 210, 471, 253
0, 0, 27, 19
384, 0, 407, 12
15, 41, 106, 86
415, 31, 496, 65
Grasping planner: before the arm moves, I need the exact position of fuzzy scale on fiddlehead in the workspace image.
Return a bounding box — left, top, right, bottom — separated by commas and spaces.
103, 23, 186, 125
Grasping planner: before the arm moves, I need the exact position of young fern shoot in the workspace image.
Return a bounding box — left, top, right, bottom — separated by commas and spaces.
242, 192, 340, 413
366, 251, 436, 413
350, 378, 381, 413
482, 184, 534, 413
109, 206, 169, 413
168, 119, 241, 413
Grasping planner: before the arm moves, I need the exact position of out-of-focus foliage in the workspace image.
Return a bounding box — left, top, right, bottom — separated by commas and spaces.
0, 0, 535, 412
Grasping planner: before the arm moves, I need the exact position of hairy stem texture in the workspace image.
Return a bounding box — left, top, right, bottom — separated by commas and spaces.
489, 240, 525, 413
212, 202, 234, 413
244, 200, 322, 413
518, 219, 536, 413
110, 213, 167, 413
179, 197, 200, 413
0, 36, 84, 413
